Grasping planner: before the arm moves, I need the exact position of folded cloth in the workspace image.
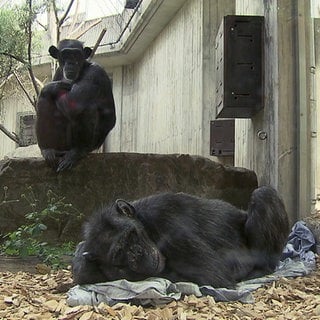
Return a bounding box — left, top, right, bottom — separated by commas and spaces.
67, 221, 317, 307
282, 220, 317, 265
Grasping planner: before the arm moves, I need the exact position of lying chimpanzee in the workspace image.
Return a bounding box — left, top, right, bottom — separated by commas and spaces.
36, 39, 116, 172
72, 186, 289, 288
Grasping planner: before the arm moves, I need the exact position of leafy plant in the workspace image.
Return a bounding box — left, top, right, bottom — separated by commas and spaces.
1, 222, 47, 257
22, 186, 84, 238
0, 186, 83, 268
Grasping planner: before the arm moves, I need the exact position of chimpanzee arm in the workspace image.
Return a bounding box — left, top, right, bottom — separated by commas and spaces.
53, 63, 114, 125
158, 234, 235, 288
72, 241, 107, 284
63, 64, 112, 111
39, 80, 72, 99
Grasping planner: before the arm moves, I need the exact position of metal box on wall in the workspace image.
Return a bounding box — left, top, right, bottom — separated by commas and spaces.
215, 15, 264, 118
17, 113, 37, 147
210, 119, 235, 157
125, 0, 139, 9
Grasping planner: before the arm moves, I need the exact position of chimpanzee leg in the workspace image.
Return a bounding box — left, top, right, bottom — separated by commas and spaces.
55, 114, 93, 172
244, 186, 289, 277
36, 97, 71, 170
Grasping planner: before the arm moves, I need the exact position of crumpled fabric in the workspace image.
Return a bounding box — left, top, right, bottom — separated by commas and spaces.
67, 221, 317, 307
282, 220, 316, 266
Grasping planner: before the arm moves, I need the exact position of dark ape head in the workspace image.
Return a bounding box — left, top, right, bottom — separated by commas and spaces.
49, 39, 93, 81
80, 199, 165, 282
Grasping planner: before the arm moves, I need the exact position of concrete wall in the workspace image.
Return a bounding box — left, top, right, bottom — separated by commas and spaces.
108, 0, 204, 155
0, 87, 36, 158
234, 0, 314, 222
107, 0, 235, 160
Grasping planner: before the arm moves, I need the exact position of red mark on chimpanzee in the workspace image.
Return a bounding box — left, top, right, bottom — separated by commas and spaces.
58, 91, 67, 99
57, 91, 77, 109
68, 99, 77, 109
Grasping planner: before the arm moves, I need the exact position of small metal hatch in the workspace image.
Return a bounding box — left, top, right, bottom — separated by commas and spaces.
210, 119, 235, 157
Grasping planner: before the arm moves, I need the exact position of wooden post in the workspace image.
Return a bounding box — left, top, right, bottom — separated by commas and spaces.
296, 1, 312, 218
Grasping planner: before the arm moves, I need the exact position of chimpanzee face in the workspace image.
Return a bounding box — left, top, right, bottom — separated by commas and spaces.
59, 48, 85, 81
82, 200, 166, 282
48, 39, 92, 82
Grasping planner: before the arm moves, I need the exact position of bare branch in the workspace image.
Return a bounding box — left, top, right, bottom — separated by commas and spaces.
52, 0, 59, 24
58, 0, 76, 27
26, 0, 40, 99
89, 28, 107, 59
67, 20, 85, 37
0, 52, 27, 65
35, 19, 48, 31
68, 0, 80, 32
0, 73, 14, 89
0, 123, 22, 146
69, 18, 102, 39
13, 71, 37, 109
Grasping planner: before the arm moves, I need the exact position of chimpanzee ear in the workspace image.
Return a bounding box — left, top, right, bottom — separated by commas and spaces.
115, 199, 135, 217
83, 47, 93, 59
48, 45, 59, 59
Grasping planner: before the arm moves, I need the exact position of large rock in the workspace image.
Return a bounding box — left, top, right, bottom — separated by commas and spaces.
0, 153, 257, 242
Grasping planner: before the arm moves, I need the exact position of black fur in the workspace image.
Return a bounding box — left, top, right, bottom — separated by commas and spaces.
72, 186, 289, 288
36, 39, 116, 172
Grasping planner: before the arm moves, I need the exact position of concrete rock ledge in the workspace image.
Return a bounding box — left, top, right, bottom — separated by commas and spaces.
0, 153, 257, 242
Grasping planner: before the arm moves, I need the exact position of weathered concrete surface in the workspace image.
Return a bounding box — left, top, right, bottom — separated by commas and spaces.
4, 144, 41, 159
0, 153, 258, 243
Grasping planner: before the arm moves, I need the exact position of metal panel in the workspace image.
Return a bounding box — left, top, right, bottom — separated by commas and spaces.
210, 119, 235, 156
17, 112, 37, 147
215, 15, 264, 118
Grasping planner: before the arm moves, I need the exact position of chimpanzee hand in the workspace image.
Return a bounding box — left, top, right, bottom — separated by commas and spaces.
58, 80, 73, 90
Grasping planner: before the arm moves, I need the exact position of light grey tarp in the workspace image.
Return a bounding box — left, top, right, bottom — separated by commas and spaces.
67, 221, 317, 306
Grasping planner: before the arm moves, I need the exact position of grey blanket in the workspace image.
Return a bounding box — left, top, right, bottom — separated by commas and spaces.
67, 221, 316, 306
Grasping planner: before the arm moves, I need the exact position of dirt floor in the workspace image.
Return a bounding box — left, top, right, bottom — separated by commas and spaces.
1, 261, 320, 320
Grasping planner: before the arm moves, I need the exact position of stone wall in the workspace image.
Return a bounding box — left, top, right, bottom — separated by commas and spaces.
0, 153, 258, 243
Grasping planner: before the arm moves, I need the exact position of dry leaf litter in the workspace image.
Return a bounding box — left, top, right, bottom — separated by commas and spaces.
1, 261, 320, 320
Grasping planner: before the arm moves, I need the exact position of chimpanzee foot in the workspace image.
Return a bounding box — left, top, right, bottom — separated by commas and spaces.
42, 149, 59, 170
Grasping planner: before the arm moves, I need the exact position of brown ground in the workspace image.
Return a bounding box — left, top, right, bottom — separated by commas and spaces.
1, 262, 320, 320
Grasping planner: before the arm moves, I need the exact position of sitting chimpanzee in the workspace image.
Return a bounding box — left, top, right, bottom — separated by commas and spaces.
72, 186, 289, 288
36, 39, 116, 172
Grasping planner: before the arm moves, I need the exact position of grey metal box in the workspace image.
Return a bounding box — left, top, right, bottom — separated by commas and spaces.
215, 15, 264, 118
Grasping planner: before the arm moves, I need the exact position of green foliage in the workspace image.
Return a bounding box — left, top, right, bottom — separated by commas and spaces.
0, 186, 83, 269
2, 222, 47, 257
0, 1, 46, 79
22, 187, 84, 237
0, 7, 27, 78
